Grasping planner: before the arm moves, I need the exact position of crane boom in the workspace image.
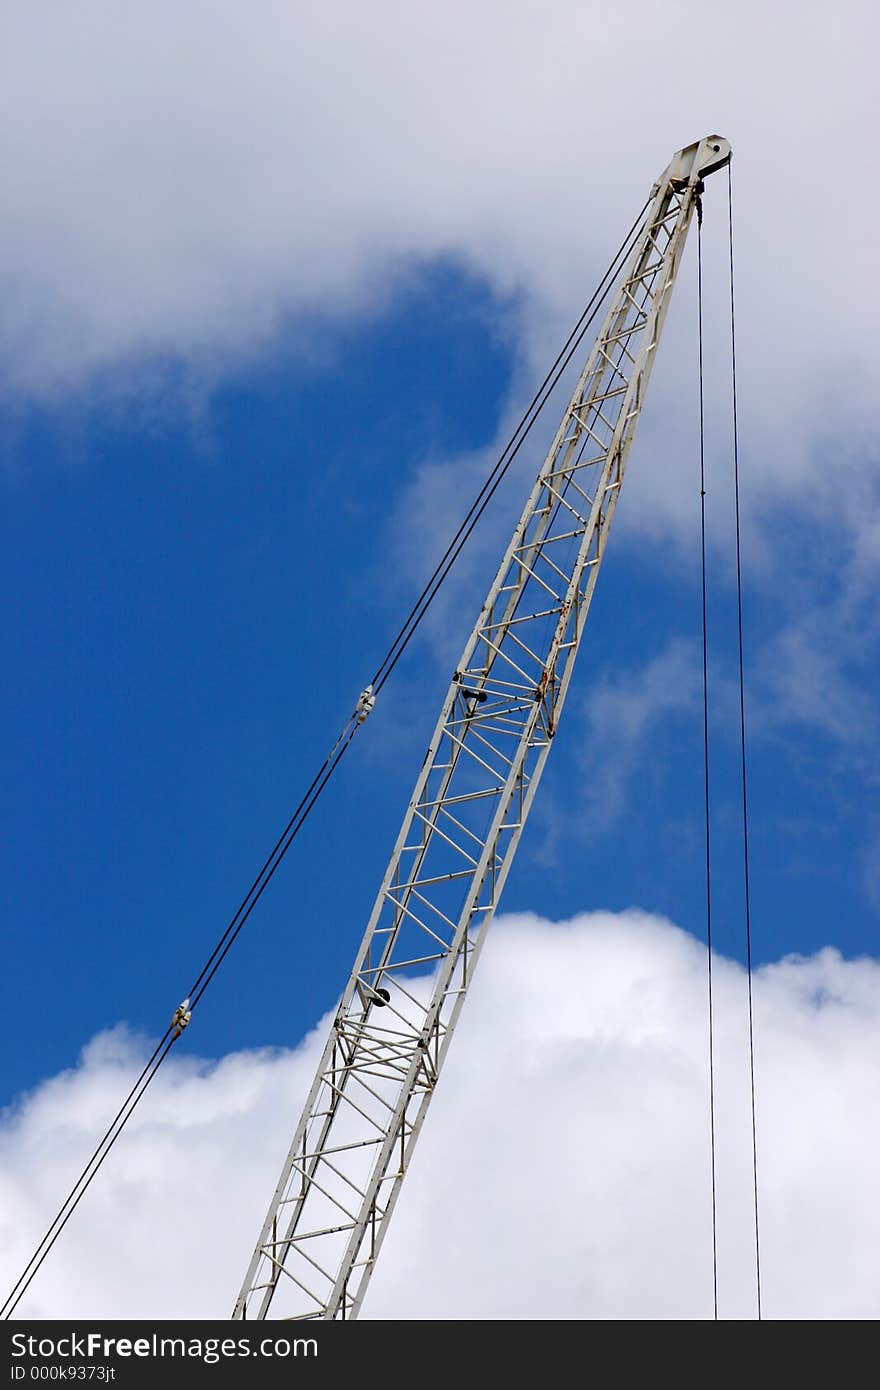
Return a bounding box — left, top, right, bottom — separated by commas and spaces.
233, 134, 731, 1321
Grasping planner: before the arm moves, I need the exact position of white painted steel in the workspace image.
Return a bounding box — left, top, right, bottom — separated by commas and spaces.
234, 135, 731, 1321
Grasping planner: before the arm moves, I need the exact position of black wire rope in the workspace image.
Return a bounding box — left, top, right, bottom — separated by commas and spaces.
0, 723, 359, 1322
0, 1032, 176, 1320
2, 195, 653, 1320
370, 196, 653, 694
728, 161, 762, 1319
697, 201, 720, 1321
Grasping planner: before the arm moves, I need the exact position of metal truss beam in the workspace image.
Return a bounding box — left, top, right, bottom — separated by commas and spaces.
234, 134, 731, 1321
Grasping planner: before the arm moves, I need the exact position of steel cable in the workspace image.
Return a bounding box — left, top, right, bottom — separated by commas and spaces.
2, 196, 652, 1319
697, 203, 719, 1320
728, 161, 762, 1319
370, 197, 652, 693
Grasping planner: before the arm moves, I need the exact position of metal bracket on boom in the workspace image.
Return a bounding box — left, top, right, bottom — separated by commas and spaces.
453, 672, 488, 704
357, 980, 390, 1008
667, 135, 730, 192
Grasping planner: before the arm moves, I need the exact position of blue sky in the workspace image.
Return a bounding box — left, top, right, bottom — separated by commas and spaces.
1, 1, 877, 1320
2, 264, 521, 1097
3, 245, 876, 1106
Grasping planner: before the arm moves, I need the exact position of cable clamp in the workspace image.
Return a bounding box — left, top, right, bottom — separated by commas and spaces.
355, 684, 376, 725
171, 998, 192, 1038
694, 177, 705, 226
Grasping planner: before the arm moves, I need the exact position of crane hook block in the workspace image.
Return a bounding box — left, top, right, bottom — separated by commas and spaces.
355, 685, 376, 725
171, 998, 192, 1038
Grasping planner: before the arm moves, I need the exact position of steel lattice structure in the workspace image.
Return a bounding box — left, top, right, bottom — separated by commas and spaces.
234, 134, 731, 1321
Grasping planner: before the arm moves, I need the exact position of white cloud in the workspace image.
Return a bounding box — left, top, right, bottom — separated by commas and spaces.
2, 4, 876, 494
2, 910, 879, 1320
577, 639, 700, 823
6, 3, 878, 754
522, 639, 700, 865
745, 517, 880, 759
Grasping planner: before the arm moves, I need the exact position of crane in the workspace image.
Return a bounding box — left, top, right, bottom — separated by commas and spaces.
233, 134, 732, 1321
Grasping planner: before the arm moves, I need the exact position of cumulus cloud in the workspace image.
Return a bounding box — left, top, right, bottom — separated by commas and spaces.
2, 910, 879, 1320
522, 639, 701, 866
576, 639, 700, 823
2, 4, 876, 496
742, 497, 880, 769
6, 3, 877, 762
